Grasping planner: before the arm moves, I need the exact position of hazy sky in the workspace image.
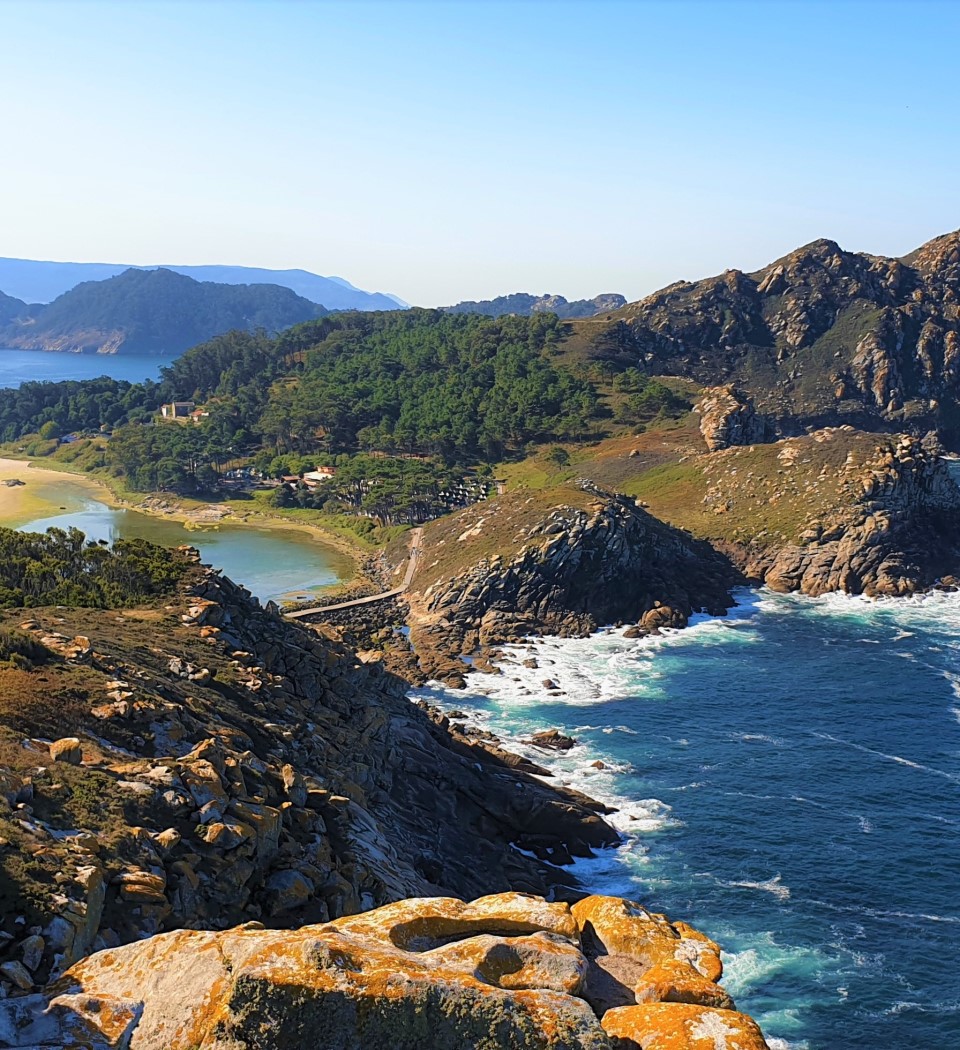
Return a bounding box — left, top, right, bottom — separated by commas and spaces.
1, 0, 958, 306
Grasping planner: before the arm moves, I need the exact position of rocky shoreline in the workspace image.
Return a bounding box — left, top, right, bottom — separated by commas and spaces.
395, 432, 960, 685
0, 558, 777, 1047
0, 562, 624, 994
718, 431, 960, 597
405, 485, 740, 685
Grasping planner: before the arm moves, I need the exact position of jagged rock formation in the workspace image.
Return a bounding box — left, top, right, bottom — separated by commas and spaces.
406, 485, 739, 681
0, 562, 618, 995
610, 230, 960, 437
569, 426, 960, 602
695, 385, 767, 451
0, 893, 769, 1049
443, 292, 627, 319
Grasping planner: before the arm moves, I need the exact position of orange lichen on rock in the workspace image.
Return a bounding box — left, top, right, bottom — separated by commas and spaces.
572, 895, 731, 1012
424, 931, 587, 994
634, 960, 735, 1011
602, 1002, 771, 1050
0, 893, 766, 1050
328, 891, 579, 950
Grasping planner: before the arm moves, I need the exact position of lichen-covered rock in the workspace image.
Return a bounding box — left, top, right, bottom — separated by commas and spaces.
49, 737, 83, 764
0, 893, 764, 1050
0, 569, 620, 982
602, 1002, 770, 1049
328, 893, 579, 949
571, 895, 728, 1014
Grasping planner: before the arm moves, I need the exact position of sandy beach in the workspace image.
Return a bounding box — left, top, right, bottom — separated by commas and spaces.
0, 457, 114, 528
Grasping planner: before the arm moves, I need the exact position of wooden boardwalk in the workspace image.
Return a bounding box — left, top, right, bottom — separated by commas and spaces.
284, 527, 423, 620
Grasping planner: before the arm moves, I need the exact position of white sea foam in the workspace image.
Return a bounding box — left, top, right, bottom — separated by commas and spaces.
720, 930, 832, 1042
714, 873, 792, 901
737, 733, 785, 746
411, 584, 960, 1047
809, 897, 960, 925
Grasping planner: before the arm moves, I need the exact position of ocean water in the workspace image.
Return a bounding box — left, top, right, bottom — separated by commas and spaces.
413, 589, 960, 1049
0, 349, 166, 388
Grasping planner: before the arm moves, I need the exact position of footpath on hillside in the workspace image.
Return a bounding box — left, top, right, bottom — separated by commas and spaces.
284, 526, 423, 620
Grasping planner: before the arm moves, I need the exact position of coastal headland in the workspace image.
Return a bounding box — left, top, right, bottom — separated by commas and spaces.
5, 230, 960, 1046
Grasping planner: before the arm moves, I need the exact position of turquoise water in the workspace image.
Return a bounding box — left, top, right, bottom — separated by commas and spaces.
0, 349, 166, 387
18, 500, 349, 605
415, 590, 960, 1049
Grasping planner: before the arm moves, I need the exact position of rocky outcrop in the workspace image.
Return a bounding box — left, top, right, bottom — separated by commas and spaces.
0, 892, 768, 1049
0, 566, 618, 994
695, 386, 767, 451
736, 432, 960, 595
407, 485, 739, 680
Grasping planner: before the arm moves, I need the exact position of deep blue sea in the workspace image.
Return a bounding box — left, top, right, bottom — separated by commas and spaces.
0, 349, 166, 388
415, 589, 960, 1049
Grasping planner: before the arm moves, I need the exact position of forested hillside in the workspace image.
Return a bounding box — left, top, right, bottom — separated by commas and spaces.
9, 227, 960, 506
0, 309, 687, 497
0, 528, 187, 609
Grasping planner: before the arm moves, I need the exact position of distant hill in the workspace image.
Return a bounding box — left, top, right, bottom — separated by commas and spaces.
0, 257, 407, 311
0, 267, 328, 354
0, 290, 27, 326
442, 292, 626, 319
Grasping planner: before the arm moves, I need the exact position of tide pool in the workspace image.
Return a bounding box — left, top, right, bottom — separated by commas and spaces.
414, 589, 960, 1049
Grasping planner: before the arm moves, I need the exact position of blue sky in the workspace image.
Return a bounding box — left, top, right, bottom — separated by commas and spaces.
0, 0, 957, 305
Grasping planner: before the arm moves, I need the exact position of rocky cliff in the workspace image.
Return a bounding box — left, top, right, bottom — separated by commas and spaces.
611, 425, 960, 598
0, 561, 618, 997
736, 431, 960, 595
0, 892, 769, 1049
406, 485, 739, 681
606, 230, 960, 439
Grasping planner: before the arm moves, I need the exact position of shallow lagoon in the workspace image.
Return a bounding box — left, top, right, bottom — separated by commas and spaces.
17, 498, 351, 605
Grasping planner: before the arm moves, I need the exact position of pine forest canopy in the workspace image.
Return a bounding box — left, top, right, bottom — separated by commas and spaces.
0, 308, 687, 497
0, 527, 188, 609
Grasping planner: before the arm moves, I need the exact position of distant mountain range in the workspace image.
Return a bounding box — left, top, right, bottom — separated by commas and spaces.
442, 292, 626, 319
0, 268, 328, 355
0, 257, 407, 312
